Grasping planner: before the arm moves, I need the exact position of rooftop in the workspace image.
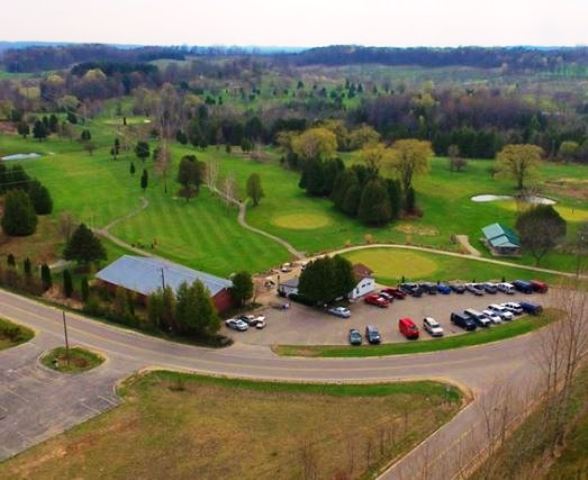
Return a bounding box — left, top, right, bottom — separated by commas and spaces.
482, 223, 520, 247
96, 255, 232, 297
352, 263, 374, 282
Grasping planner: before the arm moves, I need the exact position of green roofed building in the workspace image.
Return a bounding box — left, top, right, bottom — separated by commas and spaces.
481, 223, 521, 256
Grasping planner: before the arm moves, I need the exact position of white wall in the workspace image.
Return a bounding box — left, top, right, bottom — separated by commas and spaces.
348, 277, 376, 300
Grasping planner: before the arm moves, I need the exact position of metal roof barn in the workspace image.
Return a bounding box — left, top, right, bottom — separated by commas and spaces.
96, 255, 232, 297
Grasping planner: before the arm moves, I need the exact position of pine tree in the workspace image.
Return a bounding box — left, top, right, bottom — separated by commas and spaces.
342, 182, 362, 217
1, 189, 38, 236
135, 141, 150, 162
41, 264, 52, 291
32, 120, 47, 141
28, 181, 53, 215
230, 271, 254, 306
246, 173, 264, 206
130, 162, 136, 175
23, 257, 32, 278
140, 169, 148, 192
7, 254, 16, 267
80, 276, 89, 302
63, 269, 73, 298
358, 178, 392, 226
63, 223, 107, 264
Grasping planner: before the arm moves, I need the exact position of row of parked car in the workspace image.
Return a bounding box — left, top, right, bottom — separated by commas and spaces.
347, 300, 543, 344
225, 314, 267, 332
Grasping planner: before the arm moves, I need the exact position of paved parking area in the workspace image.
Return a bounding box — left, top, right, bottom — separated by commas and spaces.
225, 289, 551, 346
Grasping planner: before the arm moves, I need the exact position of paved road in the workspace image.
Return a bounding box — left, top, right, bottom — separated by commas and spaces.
0, 288, 552, 478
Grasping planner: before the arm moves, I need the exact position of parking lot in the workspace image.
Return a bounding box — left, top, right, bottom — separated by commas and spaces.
223, 287, 551, 346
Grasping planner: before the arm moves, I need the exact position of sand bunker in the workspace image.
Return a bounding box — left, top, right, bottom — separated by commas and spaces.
1, 153, 41, 161
471, 194, 556, 205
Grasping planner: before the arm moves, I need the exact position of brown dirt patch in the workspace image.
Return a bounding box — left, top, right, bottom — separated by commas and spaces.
394, 223, 439, 236
545, 178, 588, 201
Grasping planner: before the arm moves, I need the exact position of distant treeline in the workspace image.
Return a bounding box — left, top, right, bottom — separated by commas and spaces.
3, 43, 588, 73
289, 45, 588, 70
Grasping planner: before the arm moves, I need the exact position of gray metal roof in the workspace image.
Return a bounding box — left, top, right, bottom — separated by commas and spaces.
482, 223, 520, 247
280, 277, 299, 288
96, 255, 232, 297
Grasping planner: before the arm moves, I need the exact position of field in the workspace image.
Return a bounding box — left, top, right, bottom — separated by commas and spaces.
0, 105, 586, 279
0, 371, 463, 480
0, 317, 34, 350
275, 314, 552, 357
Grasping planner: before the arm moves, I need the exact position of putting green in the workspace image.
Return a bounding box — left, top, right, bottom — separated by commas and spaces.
272, 212, 332, 230
343, 248, 439, 281
498, 201, 588, 222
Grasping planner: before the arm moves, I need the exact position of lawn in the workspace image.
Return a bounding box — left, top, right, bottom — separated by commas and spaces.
0, 317, 34, 350
0, 371, 463, 480
41, 346, 104, 373
275, 314, 552, 357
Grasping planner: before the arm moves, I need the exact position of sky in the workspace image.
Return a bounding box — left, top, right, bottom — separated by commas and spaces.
2, 0, 587, 48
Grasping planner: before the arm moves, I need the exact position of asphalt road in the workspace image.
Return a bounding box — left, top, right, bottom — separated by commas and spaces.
0, 288, 553, 479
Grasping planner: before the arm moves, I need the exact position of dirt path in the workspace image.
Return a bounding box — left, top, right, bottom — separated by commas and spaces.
455, 234, 482, 257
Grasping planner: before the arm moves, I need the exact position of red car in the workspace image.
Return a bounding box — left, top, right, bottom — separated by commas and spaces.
381, 287, 406, 300
399, 317, 419, 339
530, 280, 548, 293
364, 294, 390, 308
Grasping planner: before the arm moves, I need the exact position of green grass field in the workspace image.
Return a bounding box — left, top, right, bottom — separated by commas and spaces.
0, 317, 34, 350
275, 314, 551, 357
41, 346, 104, 373
0, 371, 462, 480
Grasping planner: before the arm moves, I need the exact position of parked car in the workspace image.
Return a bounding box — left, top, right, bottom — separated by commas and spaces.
378, 292, 395, 302
464, 308, 492, 328
497, 283, 515, 295
488, 304, 514, 321
480, 283, 498, 294
400, 283, 423, 297
465, 283, 484, 296
501, 302, 524, 315
513, 280, 534, 294
348, 328, 363, 345
280, 262, 293, 273
419, 282, 437, 295
423, 317, 444, 337
449, 283, 466, 294
365, 325, 382, 344
530, 280, 548, 293
399, 317, 420, 339
225, 318, 249, 331
451, 311, 477, 331
364, 294, 390, 308
239, 314, 267, 329
436, 283, 452, 295
519, 301, 543, 315
381, 287, 406, 299
482, 309, 503, 324
328, 306, 351, 318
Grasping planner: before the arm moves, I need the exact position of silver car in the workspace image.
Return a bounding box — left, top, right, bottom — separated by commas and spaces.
482, 309, 503, 324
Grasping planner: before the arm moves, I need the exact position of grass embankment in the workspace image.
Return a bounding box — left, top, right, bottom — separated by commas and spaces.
275, 314, 552, 358
0, 317, 34, 350
0, 371, 463, 480
41, 346, 104, 373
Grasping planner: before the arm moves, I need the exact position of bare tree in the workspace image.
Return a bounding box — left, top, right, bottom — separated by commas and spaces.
58, 212, 75, 241
221, 173, 237, 208
205, 157, 220, 190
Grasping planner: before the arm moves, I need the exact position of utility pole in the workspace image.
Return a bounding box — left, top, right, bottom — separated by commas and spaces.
62, 310, 70, 366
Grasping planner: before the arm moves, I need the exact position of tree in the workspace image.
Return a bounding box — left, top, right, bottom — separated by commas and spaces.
342, 182, 362, 217
231, 271, 254, 307
17, 122, 30, 138
558, 141, 579, 163
390, 139, 432, 208
64, 223, 107, 265
246, 173, 264, 206
63, 269, 73, 298
496, 144, 543, 190
1, 189, 38, 236
177, 155, 204, 201
7, 254, 15, 268
28, 181, 53, 215
80, 129, 92, 141
292, 128, 337, 161
130, 162, 136, 175
140, 169, 148, 192
448, 144, 467, 172
58, 212, 75, 241
80, 276, 89, 302
358, 178, 392, 226
298, 256, 356, 304
135, 141, 150, 162
359, 143, 389, 177
331, 255, 357, 300
516, 205, 567, 265
41, 264, 52, 291
176, 281, 219, 337
23, 257, 32, 278
32, 120, 47, 141
386, 179, 402, 219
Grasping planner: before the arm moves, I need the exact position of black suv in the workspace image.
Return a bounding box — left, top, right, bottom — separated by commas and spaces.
365, 325, 382, 344
419, 282, 437, 295
399, 283, 423, 298
450, 311, 477, 331
450, 283, 466, 294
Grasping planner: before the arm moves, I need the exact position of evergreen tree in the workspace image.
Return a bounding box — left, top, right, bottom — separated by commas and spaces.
231, 271, 254, 307
63, 223, 107, 264
135, 141, 150, 162
405, 187, 416, 213
80, 129, 92, 141
48, 114, 59, 133
246, 173, 264, 206
17, 122, 30, 138
32, 120, 47, 141
130, 162, 136, 175
341, 182, 362, 217
80, 276, 89, 302
176, 281, 219, 337
331, 255, 356, 299
1, 189, 38, 236
386, 179, 402, 219
63, 269, 73, 298
140, 169, 148, 192
23, 257, 32, 278
41, 264, 52, 291
358, 178, 392, 226
298, 257, 335, 305
28, 180, 53, 215
7, 253, 16, 268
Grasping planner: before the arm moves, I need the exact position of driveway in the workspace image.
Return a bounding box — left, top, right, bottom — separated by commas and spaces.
227, 289, 550, 345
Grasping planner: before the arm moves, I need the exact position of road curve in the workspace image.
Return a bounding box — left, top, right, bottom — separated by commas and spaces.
0, 288, 546, 478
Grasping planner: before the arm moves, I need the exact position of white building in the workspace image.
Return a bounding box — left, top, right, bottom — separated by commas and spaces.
348, 263, 376, 300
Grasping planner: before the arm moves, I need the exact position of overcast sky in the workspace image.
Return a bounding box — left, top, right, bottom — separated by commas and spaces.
3, 0, 587, 47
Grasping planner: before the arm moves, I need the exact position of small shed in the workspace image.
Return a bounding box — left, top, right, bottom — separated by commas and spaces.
482, 223, 521, 256
277, 277, 300, 297
349, 263, 376, 300
96, 255, 234, 313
